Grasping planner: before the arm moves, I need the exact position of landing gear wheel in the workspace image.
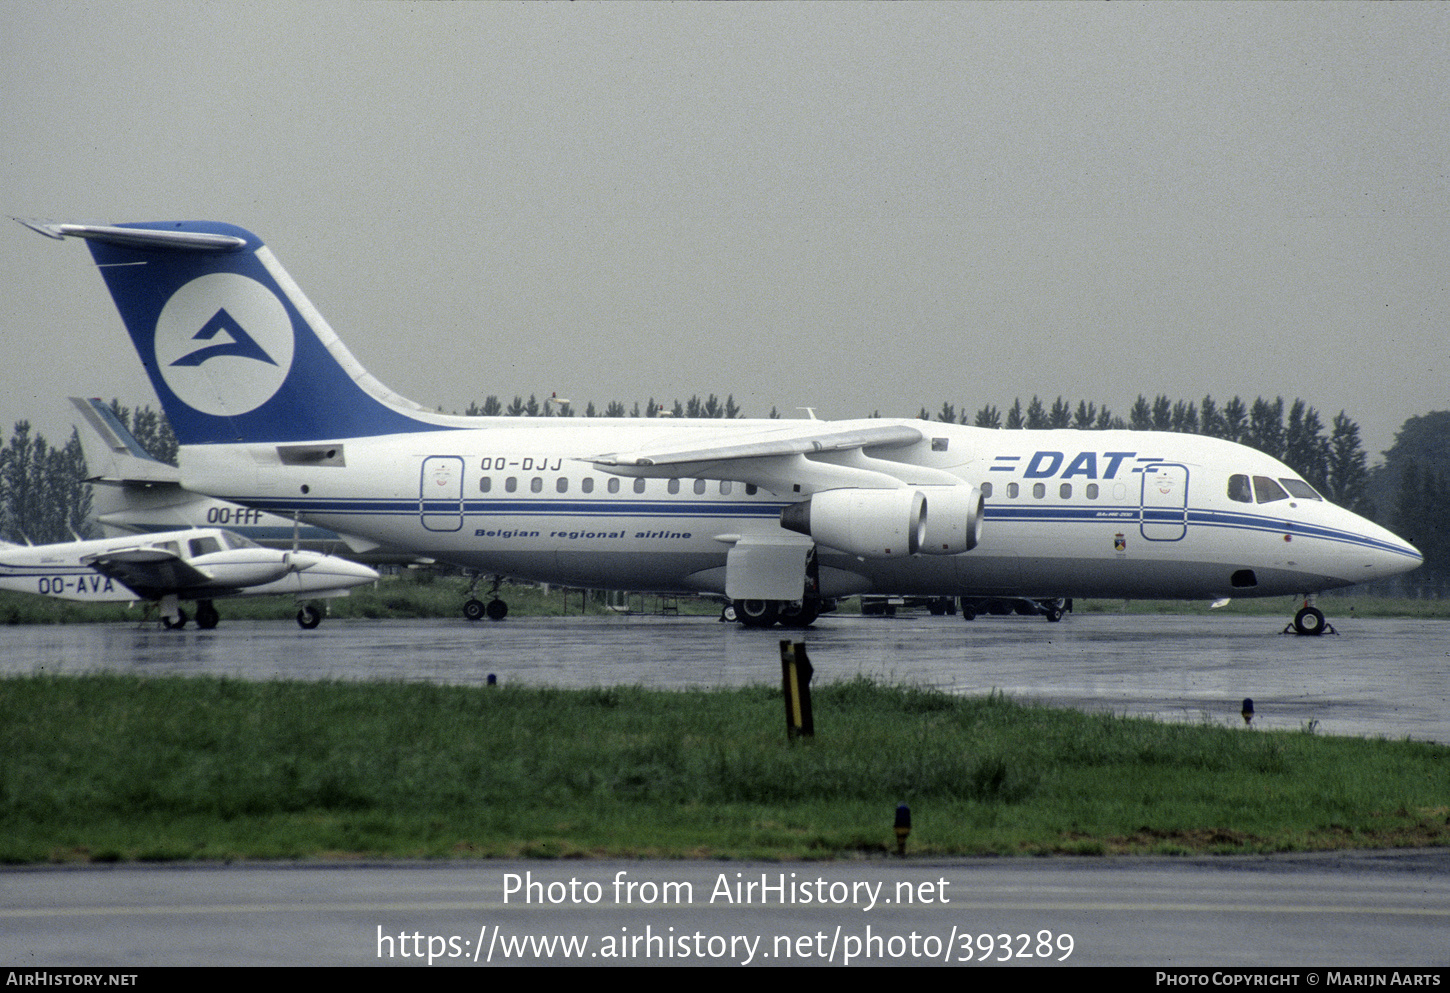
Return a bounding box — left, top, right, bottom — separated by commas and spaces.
297, 604, 323, 629
778, 599, 821, 628
162, 610, 188, 630
734, 599, 779, 628
485, 598, 508, 621
463, 598, 486, 621
959, 598, 977, 621
1293, 605, 1326, 636
196, 601, 220, 630
1045, 604, 1064, 622
721, 603, 738, 623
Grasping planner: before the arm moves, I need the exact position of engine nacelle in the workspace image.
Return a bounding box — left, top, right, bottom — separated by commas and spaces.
917, 484, 983, 553
779, 488, 925, 558
190, 549, 294, 588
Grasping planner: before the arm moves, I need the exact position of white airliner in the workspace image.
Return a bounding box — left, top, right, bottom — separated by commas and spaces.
20, 219, 1422, 634
0, 526, 380, 628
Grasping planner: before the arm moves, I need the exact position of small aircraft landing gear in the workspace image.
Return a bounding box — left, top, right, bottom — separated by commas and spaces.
464, 574, 509, 621
297, 603, 323, 629
196, 600, 220, 630
1285, 598, 1336, 636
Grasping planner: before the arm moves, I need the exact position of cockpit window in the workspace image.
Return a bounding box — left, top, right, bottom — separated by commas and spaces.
1227, 474, 1253, 503
1252, 476, 1289, 504
221, 532, 258, 550
1279, 478, 1322, 501
188, 536, 222, 557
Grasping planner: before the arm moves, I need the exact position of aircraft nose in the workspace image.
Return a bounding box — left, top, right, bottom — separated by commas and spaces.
1363, 523, 1423, 581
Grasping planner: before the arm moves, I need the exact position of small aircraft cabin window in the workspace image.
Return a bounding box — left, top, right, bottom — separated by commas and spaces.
188, 536, 222, 557
222, 533, 257, 549
1227, 474, 1252, 503
633, 478, 647, 494
1279, 478, 1322, 501
1253, 475, 1289, 504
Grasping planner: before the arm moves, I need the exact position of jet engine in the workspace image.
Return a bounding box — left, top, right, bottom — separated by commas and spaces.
780, 484, 982, 558
779, 488, 925, 558
917, 484, 984, 553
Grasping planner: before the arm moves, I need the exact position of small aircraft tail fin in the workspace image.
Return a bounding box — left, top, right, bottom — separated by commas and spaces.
23, 220, 448, 446
69, 397, 179, 485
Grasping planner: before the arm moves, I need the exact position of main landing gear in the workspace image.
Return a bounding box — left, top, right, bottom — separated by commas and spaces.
730, 598, 824, 629
1285, 598, 1336, 636
959, 597, 1070, 622
463, 574, 509, 622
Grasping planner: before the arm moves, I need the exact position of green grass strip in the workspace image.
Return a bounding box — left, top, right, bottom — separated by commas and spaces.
2, 674, 1446, 863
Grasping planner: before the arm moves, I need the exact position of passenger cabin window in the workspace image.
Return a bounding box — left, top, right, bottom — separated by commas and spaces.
1060, 483, 1072, 499
480, 477, 491, 493
1007, 482, 1019, 499
188, 536, 221, 557
505, 477, 518, 493
608, 478, 620, 494
981, 482, 993, 498
633, 478, 647, 494
1086, 483, 1099, 499
531, 477, 543, 493
719, 481, 732, 495
1227, 474, 1252, 503
668, 479, 681, 494
694, 479, 707, 495
1253, 476, 1289, 504
1032, 483, 1046, 499
582, 478, 594, 494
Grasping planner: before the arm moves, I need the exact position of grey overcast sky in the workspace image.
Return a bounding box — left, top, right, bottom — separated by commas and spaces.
2, 1, 1445, 462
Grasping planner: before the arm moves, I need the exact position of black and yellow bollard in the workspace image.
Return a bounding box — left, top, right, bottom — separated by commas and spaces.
1241, 697, 1254, 725
895, 803, 911, 856
780, 640, 814, 740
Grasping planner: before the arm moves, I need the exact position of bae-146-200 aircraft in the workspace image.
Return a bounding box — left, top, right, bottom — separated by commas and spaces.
19, 219, 1422, 633
0, 527, 379, 628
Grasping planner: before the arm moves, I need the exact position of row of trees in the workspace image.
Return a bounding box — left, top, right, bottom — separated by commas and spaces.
0, 398, 1442, 584
0, 402, 175, 546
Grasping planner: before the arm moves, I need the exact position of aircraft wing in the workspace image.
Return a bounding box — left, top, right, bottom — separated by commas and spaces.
584, 422, 962, 492
81, 547, 211, 600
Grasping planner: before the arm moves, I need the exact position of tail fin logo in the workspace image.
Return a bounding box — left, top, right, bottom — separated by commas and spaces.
154, 273, 295, 417
170, 310, 279, 368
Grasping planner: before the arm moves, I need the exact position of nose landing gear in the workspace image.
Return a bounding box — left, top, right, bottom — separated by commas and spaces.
1285, 599, 1337, 636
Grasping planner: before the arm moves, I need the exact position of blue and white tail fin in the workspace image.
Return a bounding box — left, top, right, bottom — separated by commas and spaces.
21, 220, 447, 445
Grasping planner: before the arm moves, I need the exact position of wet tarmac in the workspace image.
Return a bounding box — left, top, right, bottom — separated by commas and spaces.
3, 610, 1446, 742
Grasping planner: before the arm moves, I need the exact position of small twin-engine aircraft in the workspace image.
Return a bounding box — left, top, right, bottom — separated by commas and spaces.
18, 219, 1423, 633
0, 527, 379, 628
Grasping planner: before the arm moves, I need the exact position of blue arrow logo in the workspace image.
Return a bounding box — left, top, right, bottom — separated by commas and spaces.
169, 309, 279, 367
